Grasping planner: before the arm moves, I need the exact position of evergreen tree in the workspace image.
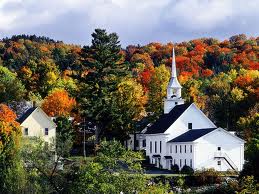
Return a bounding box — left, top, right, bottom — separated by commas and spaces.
79, 29, 129, 141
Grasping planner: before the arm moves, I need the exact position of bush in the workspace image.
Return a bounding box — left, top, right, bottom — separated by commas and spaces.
193, 168, 222, 185
171, 164, 179, 174
180, 165, 194, 175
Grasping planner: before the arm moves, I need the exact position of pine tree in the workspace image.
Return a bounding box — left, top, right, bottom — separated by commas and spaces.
78, 29, 129, 141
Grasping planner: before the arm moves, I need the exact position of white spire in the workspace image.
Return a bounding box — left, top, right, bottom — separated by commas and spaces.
164, 46, 185, 114
172, 47, 177, 77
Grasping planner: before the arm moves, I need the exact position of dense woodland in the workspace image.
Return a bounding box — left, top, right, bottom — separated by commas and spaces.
0, 29, 258, 193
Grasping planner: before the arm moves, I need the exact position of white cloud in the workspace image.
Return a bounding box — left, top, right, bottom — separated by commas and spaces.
0, 0, 258, 44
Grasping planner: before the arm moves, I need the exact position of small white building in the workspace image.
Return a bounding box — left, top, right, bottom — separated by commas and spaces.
18, 106, 57, 145
126, 48, 245, 172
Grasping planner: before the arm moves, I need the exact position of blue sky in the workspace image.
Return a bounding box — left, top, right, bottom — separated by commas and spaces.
0, 0, 258, 47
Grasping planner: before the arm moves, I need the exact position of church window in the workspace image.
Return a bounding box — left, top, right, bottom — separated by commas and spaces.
185, 145, 186, 153
174, 159, 176, 165
188, 123, 192, 129
136, 140, 139, 147
150, 142, 152, 153
180, 159, 182, 167
190, 159, 192, 167
143, 140, 146, 147
218, 147, 221, 151
160, 141, 162, 153
155, 141, 157, 153
175, 145, 177, 153
217, 161, 221, 165
185, 159, 187, 165
170, 145, 172, 153
190, 145, 193, 153
175, 102, 178, 105
180, 145, 182, 153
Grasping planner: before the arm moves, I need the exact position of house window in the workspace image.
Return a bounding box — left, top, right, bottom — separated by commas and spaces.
188, 123, 192, 129
143, 140, 146, 147
190, 159, 192, 167
170, 145, 172, 153
180, 159, 182, 167
24, 128, 28, 136
185, 145, 186, 153
218, 147, 221, 151
160, 141, 162, 153
175, 145, 177, 153
190, 145, 193, 153
180, 145, 182, 153
45, 128, 49, 136
150, 142, 152, 153
218, 160, 221, 165
155, 141, 157, 153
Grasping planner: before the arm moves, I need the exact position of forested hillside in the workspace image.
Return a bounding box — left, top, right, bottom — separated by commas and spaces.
0, 32, 258, 140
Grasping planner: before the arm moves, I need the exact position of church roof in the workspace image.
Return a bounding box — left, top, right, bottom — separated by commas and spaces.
168, 128, 217, 143
17, 107, 37, 123
145, 103, 192, 134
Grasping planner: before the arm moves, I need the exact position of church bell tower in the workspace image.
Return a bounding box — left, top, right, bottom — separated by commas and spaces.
164, 47, 184, 114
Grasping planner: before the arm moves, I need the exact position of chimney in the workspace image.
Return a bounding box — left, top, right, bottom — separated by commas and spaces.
32, 101, 37, 108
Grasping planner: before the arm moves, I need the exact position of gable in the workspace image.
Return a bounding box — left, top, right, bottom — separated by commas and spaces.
195, 128, 245, 144
164, 103, 216, 139
20, 107, 56, 129
145, 103, 191, 134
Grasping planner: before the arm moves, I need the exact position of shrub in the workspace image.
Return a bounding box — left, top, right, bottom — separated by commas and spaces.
181, 165, 194, 175
193, 168, 222, 185
171, 164, 179, 174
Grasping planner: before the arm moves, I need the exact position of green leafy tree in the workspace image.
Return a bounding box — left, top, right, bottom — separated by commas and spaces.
69, 140, 147, 194
55, 116, 74, 157
0, 66, 25, 104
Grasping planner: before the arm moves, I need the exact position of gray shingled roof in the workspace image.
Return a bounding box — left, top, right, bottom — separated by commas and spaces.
17, 107, 37, 123
145, 103, 192, 134
168, 128, 217, 143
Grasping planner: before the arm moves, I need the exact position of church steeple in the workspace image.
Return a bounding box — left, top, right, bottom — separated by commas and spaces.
164, 47, 185, 114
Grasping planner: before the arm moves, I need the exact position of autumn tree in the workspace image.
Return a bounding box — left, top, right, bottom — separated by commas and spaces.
41, 89, 76, 117
0, 104, 25, 193
110, 78, 147, 140
147, 64, 170, 118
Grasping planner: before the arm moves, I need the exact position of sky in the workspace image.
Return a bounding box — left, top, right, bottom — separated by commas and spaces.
0, 0, 258, 47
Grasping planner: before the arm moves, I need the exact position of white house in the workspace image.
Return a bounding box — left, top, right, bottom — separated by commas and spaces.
126, 48, 245, 172
18, 106, 57, 145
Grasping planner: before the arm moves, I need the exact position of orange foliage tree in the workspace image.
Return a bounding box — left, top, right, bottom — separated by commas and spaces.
0, 104, 21, 157
42, 89, 76, 117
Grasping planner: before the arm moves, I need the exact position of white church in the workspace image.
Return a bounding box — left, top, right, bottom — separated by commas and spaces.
126, 48, 245, 172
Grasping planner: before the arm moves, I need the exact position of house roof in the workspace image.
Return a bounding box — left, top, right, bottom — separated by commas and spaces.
168, 128, 217, 143
145, 103, 192, 134
17, 107, 37, 123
